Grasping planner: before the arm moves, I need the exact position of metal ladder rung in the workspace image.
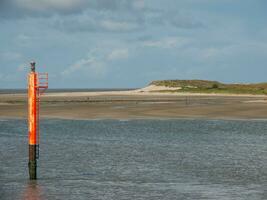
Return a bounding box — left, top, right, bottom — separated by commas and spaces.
36, 92, 40, 159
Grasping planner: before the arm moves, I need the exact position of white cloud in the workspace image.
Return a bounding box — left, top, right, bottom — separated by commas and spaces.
62, 56, 105, 77
52, 13, 142, 33
16, 34, 31, 41
100, 20, 139, 32
1, 0, 146, 18
0, 52, 22, 61
108, 49, 129, 60
142, 37, 190, 49
62, 47, 131, 78
200, 47, 220, 59
15, 0, 87, 11
132, 0, 145, 10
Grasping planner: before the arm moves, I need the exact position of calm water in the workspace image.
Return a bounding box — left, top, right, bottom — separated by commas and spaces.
0, 119, 267, 200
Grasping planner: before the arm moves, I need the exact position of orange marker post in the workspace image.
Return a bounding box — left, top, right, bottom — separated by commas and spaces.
28, 61, 48, 180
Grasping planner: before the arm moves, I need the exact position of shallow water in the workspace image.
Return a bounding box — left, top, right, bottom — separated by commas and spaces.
0, 119, 267, 199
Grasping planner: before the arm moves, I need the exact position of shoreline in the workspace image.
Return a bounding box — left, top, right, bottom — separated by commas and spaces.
2, 90, 267, 98
1, 91, 267, 120
2, 115, 267, 122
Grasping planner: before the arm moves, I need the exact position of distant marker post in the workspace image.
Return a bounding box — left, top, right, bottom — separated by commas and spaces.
28, 61, 48, 180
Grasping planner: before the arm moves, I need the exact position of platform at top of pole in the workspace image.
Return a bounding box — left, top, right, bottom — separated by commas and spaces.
37, 73, 48, 89
29, 61, 48, 93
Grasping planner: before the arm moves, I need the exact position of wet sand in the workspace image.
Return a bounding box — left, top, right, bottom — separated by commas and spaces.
0, 91, 267, 120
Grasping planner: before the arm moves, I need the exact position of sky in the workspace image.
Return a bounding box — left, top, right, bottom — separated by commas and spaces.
0, 0, 267, 88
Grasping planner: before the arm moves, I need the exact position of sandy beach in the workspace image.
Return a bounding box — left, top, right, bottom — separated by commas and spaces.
1, 89, 267, 120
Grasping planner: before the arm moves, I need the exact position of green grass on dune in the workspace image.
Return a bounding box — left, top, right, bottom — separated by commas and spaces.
177, 87, 267, 95
150, 80, 267, 95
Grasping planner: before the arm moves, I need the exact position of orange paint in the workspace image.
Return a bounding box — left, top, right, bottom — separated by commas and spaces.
28, 62, 48, 179
28, 71, 48, 146
28, 72, 37, 145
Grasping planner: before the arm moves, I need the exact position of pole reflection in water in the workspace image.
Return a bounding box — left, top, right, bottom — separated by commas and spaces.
21, 181, 44, 200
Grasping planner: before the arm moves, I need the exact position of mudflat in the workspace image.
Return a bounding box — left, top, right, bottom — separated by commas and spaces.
1, 91, 267, 120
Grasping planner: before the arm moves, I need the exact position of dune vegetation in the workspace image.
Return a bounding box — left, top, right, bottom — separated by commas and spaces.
150, 80, 267, 95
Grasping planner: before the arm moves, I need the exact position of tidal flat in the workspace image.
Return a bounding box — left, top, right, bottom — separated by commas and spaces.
1, 91, 267, 120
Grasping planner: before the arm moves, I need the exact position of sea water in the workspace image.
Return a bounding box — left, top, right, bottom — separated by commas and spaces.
0, 119, 267, 199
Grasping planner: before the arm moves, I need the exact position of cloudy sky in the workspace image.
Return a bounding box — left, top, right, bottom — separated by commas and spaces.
0, 0, 267, 88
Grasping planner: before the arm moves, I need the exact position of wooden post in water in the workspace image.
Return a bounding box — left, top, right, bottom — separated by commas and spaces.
28, 61, 48, 180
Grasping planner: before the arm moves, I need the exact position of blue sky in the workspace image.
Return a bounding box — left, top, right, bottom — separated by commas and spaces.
0, 0, 267, 88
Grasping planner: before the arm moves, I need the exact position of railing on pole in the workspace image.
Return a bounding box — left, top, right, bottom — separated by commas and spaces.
35, 72, 48, 159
